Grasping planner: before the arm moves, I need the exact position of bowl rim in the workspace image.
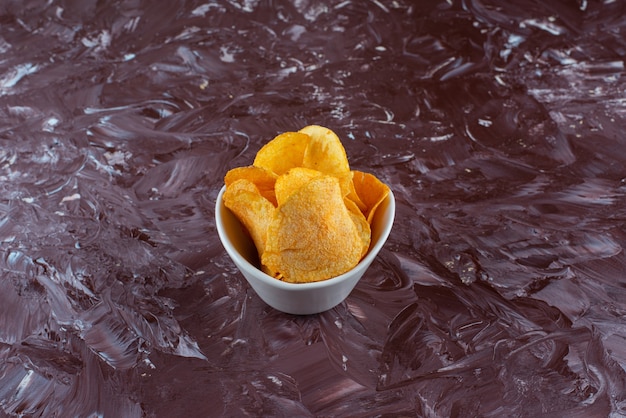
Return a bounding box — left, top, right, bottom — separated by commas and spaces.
215, 184, 395, 290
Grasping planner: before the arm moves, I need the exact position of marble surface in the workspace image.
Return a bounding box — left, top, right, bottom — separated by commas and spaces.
1, 0, 626, 416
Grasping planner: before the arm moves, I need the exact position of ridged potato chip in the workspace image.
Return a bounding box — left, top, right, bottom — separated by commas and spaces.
222, 125, 390, 283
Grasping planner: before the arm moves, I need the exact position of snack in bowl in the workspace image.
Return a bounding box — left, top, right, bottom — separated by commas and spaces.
222, 125, 390, 284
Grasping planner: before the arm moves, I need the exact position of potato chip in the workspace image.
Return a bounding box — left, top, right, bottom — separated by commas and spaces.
352, 170, 390, 224
224, 165, 278, 206
274, 167, 322, 207
341, 172, 367, 212
253, 131, 310, 176
331, 171, 366, 212
223, 178, 275, 256
343, 197, 371, 258
262, 175, 365, 283
300, 125, 350, 176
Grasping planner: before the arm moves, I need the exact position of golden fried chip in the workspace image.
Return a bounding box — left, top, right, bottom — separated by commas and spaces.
223, 179, 275, 256
274, 167, 322, 207
223, 125, 391, 284
300, 125, 350, 176
262, 175, 365, 283
224, 165, 278, 206
343, 197, 371, 258
339, 171, 367, 213
352, 170, 390, 224
253, 131, 310, 176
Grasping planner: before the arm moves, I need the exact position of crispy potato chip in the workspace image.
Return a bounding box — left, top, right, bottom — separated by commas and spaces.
343, 197, 371, 258
274, 167, 322, 207
331, 171, 366, 212
225, 165, 278, 206
223, 179, 275, 256
253, 131, 310, 176
223, 125, 391, 284
340, 172, 367, 212
300, 125, 350, 176
262, 175, 365, 283
352, 170, 390, 224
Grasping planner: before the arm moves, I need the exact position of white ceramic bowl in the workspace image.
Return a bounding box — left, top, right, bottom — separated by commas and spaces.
215, 185, 395, 315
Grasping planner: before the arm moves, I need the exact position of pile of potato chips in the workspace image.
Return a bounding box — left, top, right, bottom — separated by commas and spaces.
223, 125, 390, 283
